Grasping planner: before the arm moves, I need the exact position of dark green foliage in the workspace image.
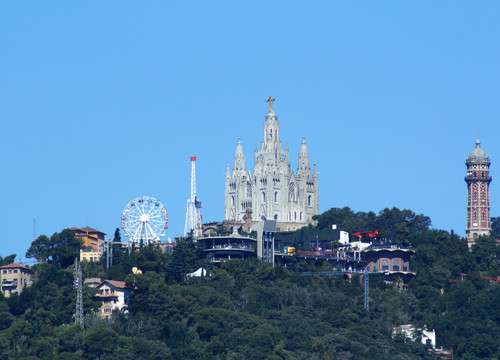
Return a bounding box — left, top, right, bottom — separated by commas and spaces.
26, 229, 82, 268
2, 213, 499, 359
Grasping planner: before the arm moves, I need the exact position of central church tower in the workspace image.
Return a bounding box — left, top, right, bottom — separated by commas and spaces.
225, 97, 319, 231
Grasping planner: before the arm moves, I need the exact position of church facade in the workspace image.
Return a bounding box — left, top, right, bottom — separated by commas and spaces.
224, 97, 319, 232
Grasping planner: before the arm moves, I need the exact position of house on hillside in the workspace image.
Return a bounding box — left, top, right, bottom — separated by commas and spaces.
72, 226, 106, 262
0, 263, 33, 298
95, 280, 130, 318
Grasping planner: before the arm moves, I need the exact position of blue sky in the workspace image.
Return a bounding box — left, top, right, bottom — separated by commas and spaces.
1, 2, 500, 261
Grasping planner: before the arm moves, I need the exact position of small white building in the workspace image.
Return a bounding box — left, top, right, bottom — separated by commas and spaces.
393, 324, 436, 348
95, 280, 130, 318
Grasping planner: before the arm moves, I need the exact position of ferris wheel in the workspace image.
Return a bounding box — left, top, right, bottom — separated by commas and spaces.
121, 196, 168, 244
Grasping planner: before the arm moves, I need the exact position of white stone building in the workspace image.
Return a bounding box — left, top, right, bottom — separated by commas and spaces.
224, 97, 319, 231
95, 280, 130, 318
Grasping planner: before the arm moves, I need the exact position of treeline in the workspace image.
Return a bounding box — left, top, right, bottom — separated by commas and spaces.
0, 207, 498, 359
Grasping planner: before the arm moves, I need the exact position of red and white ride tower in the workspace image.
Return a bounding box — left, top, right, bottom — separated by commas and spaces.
465, 139, 492, 247
184, 156, 203, 238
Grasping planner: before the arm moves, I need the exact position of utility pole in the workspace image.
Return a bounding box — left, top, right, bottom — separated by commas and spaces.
73, 258, 83, 326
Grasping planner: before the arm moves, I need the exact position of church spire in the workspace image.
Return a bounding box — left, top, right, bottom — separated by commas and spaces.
234, 138, 245, 172
297, 137, 310, 175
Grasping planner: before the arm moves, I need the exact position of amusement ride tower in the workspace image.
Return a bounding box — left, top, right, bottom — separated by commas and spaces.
184, 156, 203, 238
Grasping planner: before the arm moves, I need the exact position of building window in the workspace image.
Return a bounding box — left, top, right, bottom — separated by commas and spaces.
289, 183, 295, 201
382, 260, 389, 271
393, 259, 400, 271
231, 196, 234, 206
474, 211, 477, 221
262, 192, 266, 202
474, 191, 477, 200
294, 212, 297, 221
403, 262, 408, 271
274, 192, 278, 203
308, 195, 311, 206
13, 270, 17, 273
474, 172, 477, 177
482, 212, 485, 221
481, 191, 485, 200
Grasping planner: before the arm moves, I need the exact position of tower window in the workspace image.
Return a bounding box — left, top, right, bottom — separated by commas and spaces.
481, 192, 485, 200
482, 212, 485, 221
275, 192, 278, 203
382, 259, 389, 271
474, 191, 477, 200
474, 172, 477, 177
393, 259, 400, 271
474, 211, 477, 221
308, 195, 312, 206
262, 192, 266, 202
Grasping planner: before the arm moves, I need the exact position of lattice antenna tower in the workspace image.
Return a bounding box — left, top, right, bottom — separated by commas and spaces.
73, 258, 84, 325
184, 156, 203, 238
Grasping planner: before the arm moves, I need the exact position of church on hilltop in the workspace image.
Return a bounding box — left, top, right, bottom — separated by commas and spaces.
224, 97, 319, 232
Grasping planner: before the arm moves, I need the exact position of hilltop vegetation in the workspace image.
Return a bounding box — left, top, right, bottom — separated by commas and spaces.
0, 207, 498, 359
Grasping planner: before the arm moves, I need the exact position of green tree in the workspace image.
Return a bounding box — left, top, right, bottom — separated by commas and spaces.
26, 229, 82, 268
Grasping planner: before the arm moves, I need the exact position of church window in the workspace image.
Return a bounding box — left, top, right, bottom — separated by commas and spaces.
247, 182, 252, 198
275, 192, 278, 203
262, 192, 266, 202
474, 191, 477, 200
482, 212, 485, 221
393, 259, 400, 271
231, 196, 234, 206
481, 191, 485, 200
482, 171, 485, 177
474, 211, 477, 221
382, 260, 389, 271
288, 213, 291, 221
308, 195, 312, 206
289, 183, 295, 201
270, 129, 272, 139
274, 214, 278, 220
300, 212, 303, 221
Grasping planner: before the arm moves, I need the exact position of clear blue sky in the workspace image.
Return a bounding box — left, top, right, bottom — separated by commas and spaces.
2, 2, 499, 262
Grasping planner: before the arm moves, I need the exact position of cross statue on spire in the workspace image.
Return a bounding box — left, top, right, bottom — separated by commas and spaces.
266, 96, 275, 113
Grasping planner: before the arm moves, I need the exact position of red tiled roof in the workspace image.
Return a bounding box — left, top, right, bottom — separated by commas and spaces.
0, 263, 32, 271
102, 280, 127, 289
71, 227, 106, 235
80, 226, 106, 235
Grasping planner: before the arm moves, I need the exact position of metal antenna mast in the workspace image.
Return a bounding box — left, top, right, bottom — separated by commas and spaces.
184, 157, 203, 238
73, 258, 83, 325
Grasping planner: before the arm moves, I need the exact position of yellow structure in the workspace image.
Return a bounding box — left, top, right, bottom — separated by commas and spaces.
0, 263, 33, 298
80, 249, 103, 262
71, 226, 106, 251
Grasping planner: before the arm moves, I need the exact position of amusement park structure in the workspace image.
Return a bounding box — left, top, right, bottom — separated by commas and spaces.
184, 156, 203, 238
121, 196, 168, 245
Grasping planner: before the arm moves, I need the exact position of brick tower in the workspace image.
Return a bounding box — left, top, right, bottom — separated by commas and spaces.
465, 139, 492, 247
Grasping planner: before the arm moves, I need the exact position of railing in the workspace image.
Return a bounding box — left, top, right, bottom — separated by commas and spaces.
204, 244, 255, 251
